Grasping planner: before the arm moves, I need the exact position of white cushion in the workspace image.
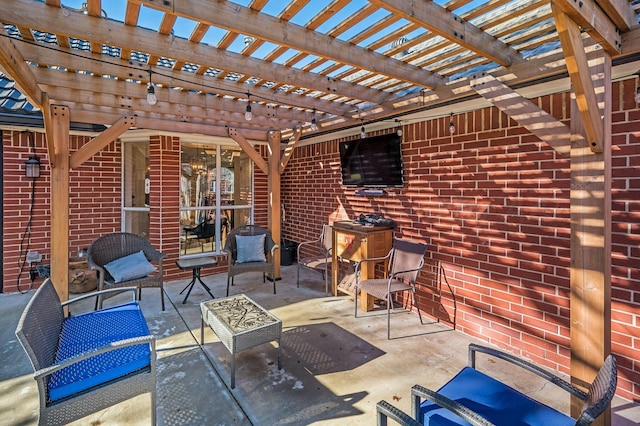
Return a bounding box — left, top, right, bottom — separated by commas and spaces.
104, 251, 156, 283
236, 234, 267, 263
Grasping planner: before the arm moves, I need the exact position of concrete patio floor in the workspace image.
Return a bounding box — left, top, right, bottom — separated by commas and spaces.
2, 264, 639, 426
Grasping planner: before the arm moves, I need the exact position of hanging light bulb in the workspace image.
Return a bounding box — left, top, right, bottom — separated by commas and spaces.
360, 122, 366, 139
395, 119, 403, 137
449, 112, 455, 134
146, 84, 157, 105
146, 70, 157, 105
245, 94, 253, 121
635, 87, 640, 104
310, 107, 318, 131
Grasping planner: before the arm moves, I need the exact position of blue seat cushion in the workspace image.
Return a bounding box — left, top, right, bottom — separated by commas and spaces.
48, 302, 151, 402
420, 367, 575, 426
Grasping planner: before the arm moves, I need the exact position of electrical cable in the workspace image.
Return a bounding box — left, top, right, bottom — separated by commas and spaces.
16, 131, 38, 293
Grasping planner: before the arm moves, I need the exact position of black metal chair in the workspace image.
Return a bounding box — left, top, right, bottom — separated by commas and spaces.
183, 216, 216, 253
296, 224, 332, 295
354, 239, 428, 339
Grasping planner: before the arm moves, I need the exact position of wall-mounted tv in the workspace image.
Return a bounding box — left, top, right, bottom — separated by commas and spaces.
339, 133, 404, 187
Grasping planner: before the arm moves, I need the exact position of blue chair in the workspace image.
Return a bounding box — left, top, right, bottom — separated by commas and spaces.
377, 344, 617, 426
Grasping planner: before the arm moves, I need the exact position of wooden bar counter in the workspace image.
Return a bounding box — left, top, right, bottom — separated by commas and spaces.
331, 221, 393, 311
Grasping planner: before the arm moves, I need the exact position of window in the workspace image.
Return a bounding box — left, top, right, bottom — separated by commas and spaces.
180, 143, 252, 256
122, 141, 150, 237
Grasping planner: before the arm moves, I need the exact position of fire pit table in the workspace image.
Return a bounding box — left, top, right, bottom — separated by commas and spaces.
200, 294, 282, 388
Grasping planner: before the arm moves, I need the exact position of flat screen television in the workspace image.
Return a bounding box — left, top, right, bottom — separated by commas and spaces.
339, 133, 404, 187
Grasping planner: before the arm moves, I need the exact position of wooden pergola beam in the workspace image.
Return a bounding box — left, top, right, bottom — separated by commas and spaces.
70, 116, 135, 169
280, 127, 300, 174
1, 0, 392, 108
551, 0, 622, 56
569, 51, 612, 424
369, 0, 522, 67
553, 6, 604, 152
268, 130, 281, 278
133, 0, 444, 89
0, 34, 45, 109
228, 128, 269, 175
19, 44, 348, 116
48, 104, 70, 302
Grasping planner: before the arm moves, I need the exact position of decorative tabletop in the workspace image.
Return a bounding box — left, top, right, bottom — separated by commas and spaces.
201, 294, 278, 334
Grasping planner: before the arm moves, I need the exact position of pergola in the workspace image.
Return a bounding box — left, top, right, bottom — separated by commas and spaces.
2, 1, 638, 422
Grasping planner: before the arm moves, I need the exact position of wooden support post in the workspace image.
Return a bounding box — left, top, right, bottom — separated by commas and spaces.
569, 52, 612, 425
49, 105, 70, 302
268, 130, 281, 279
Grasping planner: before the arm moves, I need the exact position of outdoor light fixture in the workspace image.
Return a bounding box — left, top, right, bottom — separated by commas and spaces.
310, 107, 318, 131
146, 70, 157, 105
635, 86, 640, 104
360, 121, 366, 139
449, 112, 455, 134
245, 94, 253, 121
396, 119, 403, 137
24, 155, 41, 179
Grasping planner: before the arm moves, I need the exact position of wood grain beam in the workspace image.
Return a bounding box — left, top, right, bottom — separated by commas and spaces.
369, 0, 522, 67
280, 127, 299, 174
551, 0, 622, 55
19, 43, 349, 116
268, 130, 281, 277
31, 68, 315, 127
470, 74, 572, 156
569, 52, 612, 424
228, 128, 269, 174
553, 6, 604, 152
0, 0, 393, 108
584, 0, 635, 32
133, 0, 444, 89
0, 34, 45, 109
70, 115, 135, 169
0, 0, 392, 107
48, 104, 70, 302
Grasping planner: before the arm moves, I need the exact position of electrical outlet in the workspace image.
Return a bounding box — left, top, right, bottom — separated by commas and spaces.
26, 251, 42, 263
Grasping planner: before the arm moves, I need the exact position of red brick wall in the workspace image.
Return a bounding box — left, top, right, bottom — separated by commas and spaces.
2, 79, 638, 399
281, 81, 639, 400
2, 132, 269, 292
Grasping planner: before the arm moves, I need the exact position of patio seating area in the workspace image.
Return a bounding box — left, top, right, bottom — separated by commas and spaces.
3, 265, 640, 426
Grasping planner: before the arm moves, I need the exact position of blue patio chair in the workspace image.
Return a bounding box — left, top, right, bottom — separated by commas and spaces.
376, 343, 617, 426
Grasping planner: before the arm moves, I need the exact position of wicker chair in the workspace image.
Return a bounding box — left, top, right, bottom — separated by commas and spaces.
223, 225, 279, 296
15, 279, 156, 426
87, 232, 167, 310
296, 224, 332, 295
376, 343, 618, 426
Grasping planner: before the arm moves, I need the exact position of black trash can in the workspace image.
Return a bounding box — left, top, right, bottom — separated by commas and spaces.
280, 239, 298, 266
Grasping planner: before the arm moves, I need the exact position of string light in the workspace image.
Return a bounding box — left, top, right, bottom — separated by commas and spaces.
449, 112, 455, 134
310, 107, 318, 131
360, 120, 366, 138
395, 119, 403, 137
146, 70, 157, 105
245, 94, 253, 121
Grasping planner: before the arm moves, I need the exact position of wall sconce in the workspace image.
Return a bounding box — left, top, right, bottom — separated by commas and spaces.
25, 155, 41, 178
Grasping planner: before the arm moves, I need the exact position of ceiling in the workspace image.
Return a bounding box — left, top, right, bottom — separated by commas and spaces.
1, 0, 640, 141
